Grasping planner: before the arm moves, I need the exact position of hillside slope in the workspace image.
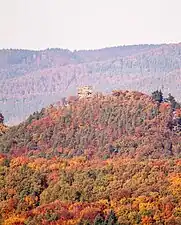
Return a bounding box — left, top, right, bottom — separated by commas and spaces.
0, 91, 181, 224
0, 43, 181, 124
0, 90, 180, 158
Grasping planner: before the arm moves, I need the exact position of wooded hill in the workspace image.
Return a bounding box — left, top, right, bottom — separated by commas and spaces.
0, 90, 181, 224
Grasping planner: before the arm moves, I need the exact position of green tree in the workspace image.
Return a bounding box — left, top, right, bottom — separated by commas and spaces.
93, 214, 104, 225
104, 210, 120, 225
0, 113, 4, 123
168, 93, 180, 110
152, 90, 163, 103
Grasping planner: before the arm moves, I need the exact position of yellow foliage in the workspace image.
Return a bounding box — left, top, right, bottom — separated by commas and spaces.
24, 195, 38, 207
62, 219, 80, 225
169, 175, 181, 199
10, 157, 28, 168
139, 202, 155, 213
98, 199, 109, 206
4, 215, 26, 225
0, 123, 8, 135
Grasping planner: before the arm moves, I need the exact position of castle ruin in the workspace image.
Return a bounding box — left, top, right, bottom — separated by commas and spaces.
77, 86, 93, 99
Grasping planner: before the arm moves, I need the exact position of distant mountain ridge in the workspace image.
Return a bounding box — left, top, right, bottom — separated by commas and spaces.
0, 43, 181, 124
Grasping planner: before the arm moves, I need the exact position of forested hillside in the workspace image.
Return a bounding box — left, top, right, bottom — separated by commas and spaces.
0, 91, 181, 224
0, 43, 181, 124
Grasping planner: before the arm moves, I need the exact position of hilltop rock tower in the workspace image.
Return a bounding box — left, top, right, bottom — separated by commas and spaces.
77, 86, 93, 99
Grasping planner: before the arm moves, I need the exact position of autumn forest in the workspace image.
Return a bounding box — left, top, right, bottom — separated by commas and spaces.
0, 89, 181, 225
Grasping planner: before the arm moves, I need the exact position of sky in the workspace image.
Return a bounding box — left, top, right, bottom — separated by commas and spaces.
0, 0, 181, 50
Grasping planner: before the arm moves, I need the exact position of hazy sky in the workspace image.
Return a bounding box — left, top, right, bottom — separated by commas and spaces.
0, 0, 181, 50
